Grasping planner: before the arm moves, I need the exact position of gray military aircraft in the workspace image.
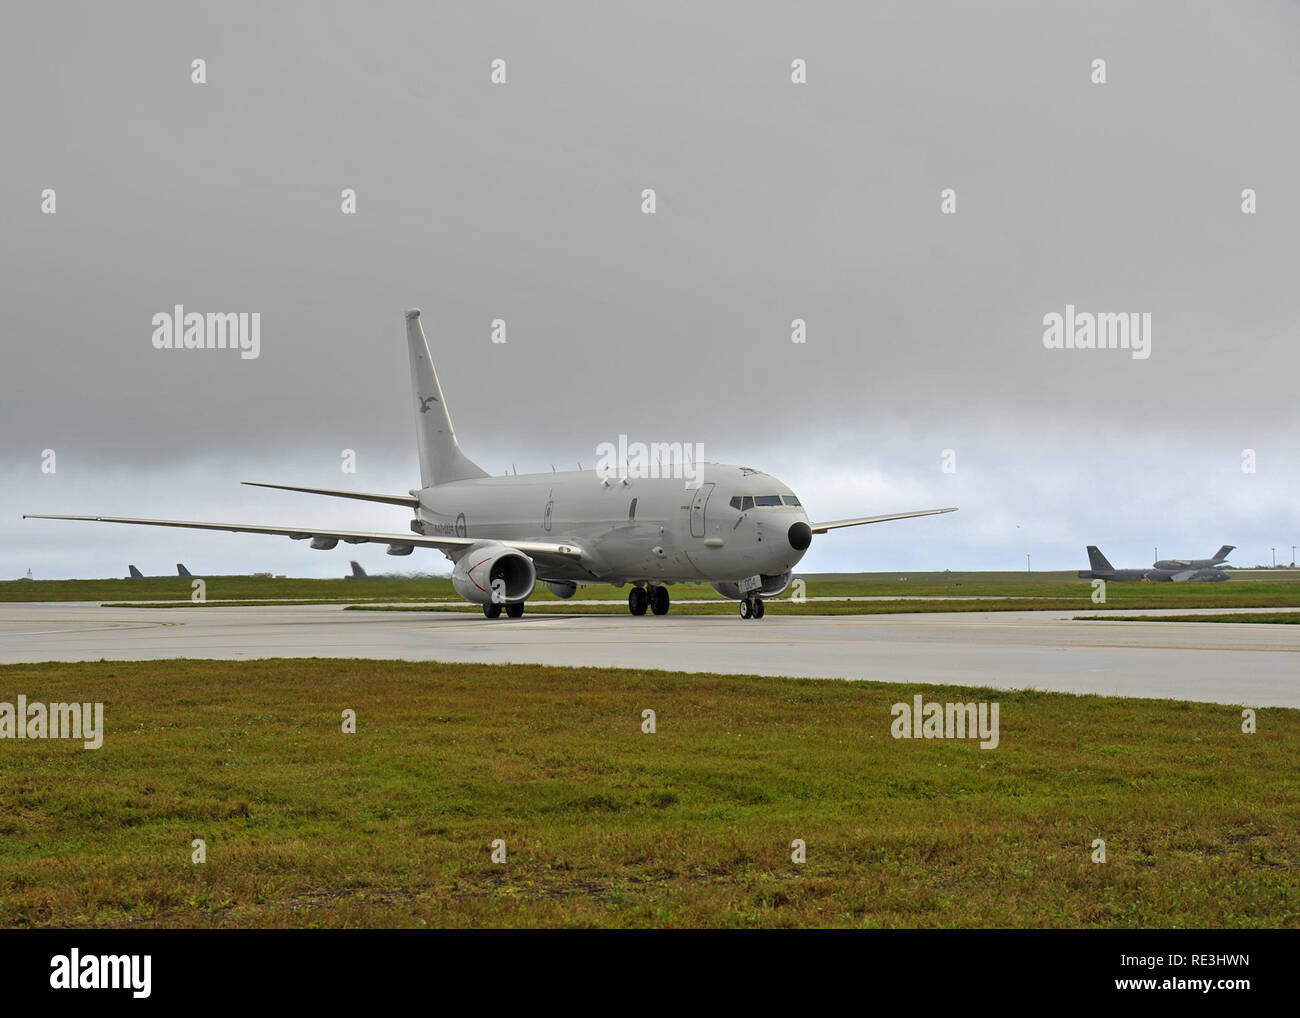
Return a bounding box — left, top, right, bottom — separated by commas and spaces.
1153, 545, 1234, 573
1078, 545, 1233, 583
27, 309, 956, 620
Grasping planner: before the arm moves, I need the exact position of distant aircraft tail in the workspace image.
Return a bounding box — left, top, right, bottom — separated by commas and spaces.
1212, 545, 1234, 563
349, 560, 367, 579
128, 564, 143, 579
405, 309, 489, 488
1086, 546, 1114, 573
177, 563, 192, 577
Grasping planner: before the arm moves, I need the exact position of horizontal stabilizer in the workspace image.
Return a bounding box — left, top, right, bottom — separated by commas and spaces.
242, 482, 420, 508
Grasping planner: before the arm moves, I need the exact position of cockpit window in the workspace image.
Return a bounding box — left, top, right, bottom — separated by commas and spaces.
754, 495, 782, 507
741, 496, 754, 510
729, 496, 742, 510
782, 495, 801, 507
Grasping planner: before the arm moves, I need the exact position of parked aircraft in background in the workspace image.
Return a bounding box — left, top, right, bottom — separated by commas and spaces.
1078, 545, 1233, 583
28, 309, 956, 620
177, 563, 193, 577
128, 565, 144, 579
347, 561, 368, 579
1152, 546, 1234, 573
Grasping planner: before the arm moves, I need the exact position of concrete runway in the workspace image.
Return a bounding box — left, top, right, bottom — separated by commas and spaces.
1, 602, 1297, 707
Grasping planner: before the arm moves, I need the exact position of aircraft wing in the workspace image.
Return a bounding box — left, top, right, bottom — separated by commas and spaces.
1169, 569, 1199, 582
22, 514, 583, 559
241, 481, 420, 508
810, 506, 957, 534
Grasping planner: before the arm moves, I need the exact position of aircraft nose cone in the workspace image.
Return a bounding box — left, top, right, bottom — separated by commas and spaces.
788, 521, 812, 551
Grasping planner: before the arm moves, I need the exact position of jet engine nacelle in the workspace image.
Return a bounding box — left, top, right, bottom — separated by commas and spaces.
710, 571, 793, 601
545, 580, 577, 599
451, 543, 537, 605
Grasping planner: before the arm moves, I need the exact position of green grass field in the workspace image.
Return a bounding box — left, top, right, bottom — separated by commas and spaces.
1076, 612, 1300, 624
1, 659, 1296, 928
9, 571, 1300, 616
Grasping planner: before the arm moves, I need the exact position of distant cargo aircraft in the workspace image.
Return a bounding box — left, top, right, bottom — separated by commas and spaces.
1152, 546, 1234, 572
347, 561, 368, 579
177, 563, 192, 577
27, 309, 956, 620
1078, 545, 1232, 583
128, 565, 144, 579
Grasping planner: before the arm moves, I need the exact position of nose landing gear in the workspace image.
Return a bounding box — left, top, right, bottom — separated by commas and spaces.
738, 596, 766, 620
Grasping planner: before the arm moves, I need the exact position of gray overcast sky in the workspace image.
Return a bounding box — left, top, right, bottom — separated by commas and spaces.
3, 0, 1298, 579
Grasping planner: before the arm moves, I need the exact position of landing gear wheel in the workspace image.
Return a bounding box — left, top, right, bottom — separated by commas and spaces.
649, 585, 670, 616
629, 586, 649, 616
506, 602, 525, 618
753, 597, 766, 619
483, 603, 502, 619
739, 598, 752, 619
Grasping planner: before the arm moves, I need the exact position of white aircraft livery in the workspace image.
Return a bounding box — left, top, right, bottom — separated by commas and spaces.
26, 310, 957, 620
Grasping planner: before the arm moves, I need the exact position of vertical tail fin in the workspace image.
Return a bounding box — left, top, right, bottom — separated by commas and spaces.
177, 563, 192, 577
128, 565, 143, 579
405, 309, 488, 488
1212, 545, 1234, 563
1087, 546, 1113, 572
349, 561, 367, 579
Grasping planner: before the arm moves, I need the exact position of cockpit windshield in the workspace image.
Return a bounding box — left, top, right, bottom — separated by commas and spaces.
731, 494, 797, 509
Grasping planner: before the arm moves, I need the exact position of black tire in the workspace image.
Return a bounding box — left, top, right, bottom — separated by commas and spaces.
650, 585, 670, 615
629, 587, 649, 616
753, 597, 766, 619
506, 602, 525, 618
739, 598, 752, 619
483, 603, 502, 619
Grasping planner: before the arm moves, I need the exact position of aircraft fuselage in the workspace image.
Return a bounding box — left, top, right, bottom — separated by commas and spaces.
415, 464, 810, 585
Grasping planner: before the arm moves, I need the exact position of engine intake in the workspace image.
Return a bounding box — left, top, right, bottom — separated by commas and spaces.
452, 543, 537, 605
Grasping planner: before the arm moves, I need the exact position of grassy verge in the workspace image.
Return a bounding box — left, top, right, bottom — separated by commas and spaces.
8, 573, 1300, 613
1, 659, 1295, 928
1075, 612, 1300, 624
344, 599, 1082, 615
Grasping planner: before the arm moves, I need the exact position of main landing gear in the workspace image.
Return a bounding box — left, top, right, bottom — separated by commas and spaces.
628, 585, 670, 616
483, 601, 526, 618
738, 595, 766, 620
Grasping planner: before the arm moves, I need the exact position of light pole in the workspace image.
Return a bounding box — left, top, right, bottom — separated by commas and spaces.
1292, 545, 1296, 568
1271, 547, 1276, 568
1026, 554, 1031, 573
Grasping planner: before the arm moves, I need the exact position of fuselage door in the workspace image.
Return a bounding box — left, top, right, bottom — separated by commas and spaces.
689, 482, 715, 538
